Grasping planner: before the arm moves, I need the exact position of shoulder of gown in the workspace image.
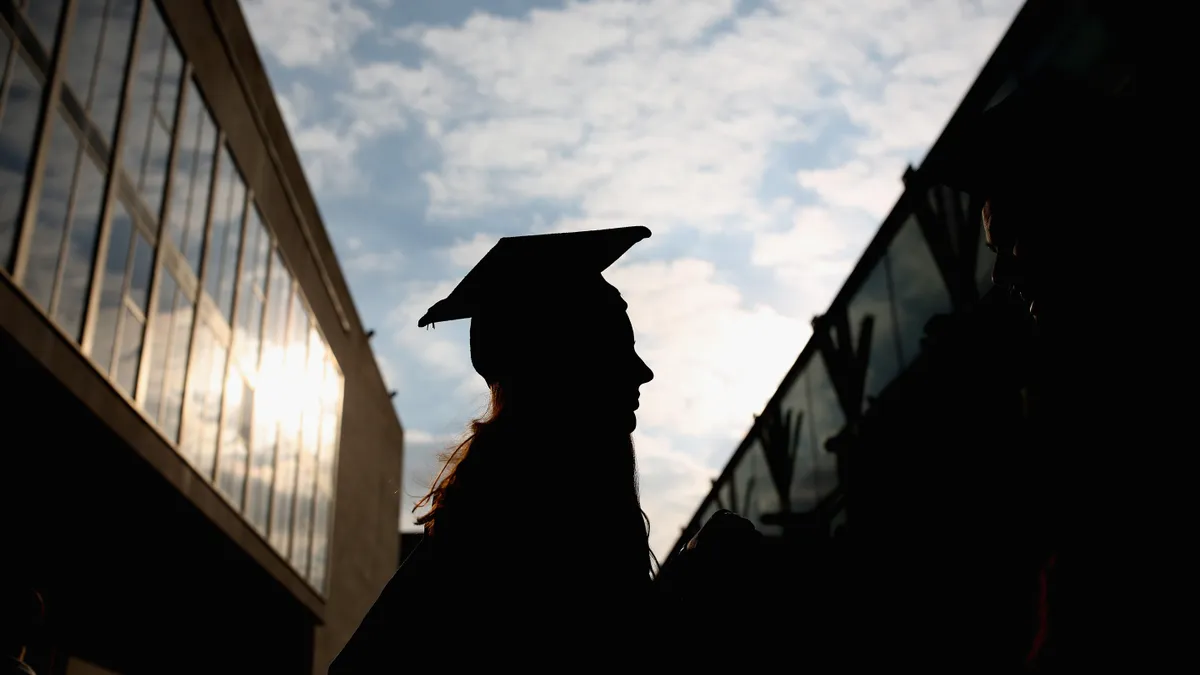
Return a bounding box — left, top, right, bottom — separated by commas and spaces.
328, 537, 436, 674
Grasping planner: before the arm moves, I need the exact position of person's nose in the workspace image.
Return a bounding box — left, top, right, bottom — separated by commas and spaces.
633, 353, 654, 385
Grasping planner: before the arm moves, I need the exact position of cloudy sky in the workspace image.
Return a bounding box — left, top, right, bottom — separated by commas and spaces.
241, 0, 1021, 558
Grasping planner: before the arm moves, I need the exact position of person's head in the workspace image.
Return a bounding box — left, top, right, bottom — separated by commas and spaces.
928, 75, 1136, 326
421, 226, 655, 435
469, 277, 654, 435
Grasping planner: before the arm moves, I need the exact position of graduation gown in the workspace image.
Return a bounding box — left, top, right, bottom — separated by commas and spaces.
329, 529, 657, 673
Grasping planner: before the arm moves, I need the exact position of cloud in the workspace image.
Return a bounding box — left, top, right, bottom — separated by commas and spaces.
241, 0, 373, 69
328, 0, 1015, 235
343, 247, 405, 275
387, 279, 476, 381
447, 233, 497, 268
752, 205, 877, 297
633, 431, 722, 557
608, 258, 810, 441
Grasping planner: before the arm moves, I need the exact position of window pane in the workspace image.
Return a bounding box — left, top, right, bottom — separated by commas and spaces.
168, 80, 217, 272
846, 257, 901, 412
54, 152, 106, 341
717, 482, 732, 511
778, 371, 817, 513
121, 5, 182, 221
24, 113, 79, 312
183, 323, 226, 479
308, 358, 342, 592
247, 254, 291, 534
697, 498, 720, 534
143, 268, 175, 418
216, 365, 252, 510
290, 329, 325, 573
83, 0, 137, 144
22, 0, 65, 54
233, 210, 269, 371
245, 389, 277, 535
115, 307, 143, 396
807, 356, 845, 502
128, 233, 153, 311
180, 330, 211, 466
65, 0, 105, 109
205, 147, 246, 320
729, 441, 780, 535
154, 271, 194, 443
889, 216, 953, 366
88, 201, 133, 373
269, 296, 310, 554
0, 48, 45, 267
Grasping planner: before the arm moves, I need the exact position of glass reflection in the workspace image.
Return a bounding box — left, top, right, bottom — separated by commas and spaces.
183, 323, 226, 479
807, 356, 845, 502
889, 216, 952, 365
143, 268, 194, 442
24, 111, 105, 342
0, 42, 44, 268
89, 201, 133, 374
128, 234, 153, 311
205, 146, 247, 320
308, 356, 342, 591
846, 257, 901, 411
24, 113, 77, 312
20, 0, 65, 54
89, 201, 150, 398
216, 365, 253, 510
781, 370, 817, 513
168, 80, 217, 272
233, 208, 270, 372
121, 3, 182, 221
54, 150, 105, 340
65, 2, 104, 110
269, 293, 310, 554
729, 441, 781, 534
116, 305, 144, 395
65, 0, 137, 145
696, 498, 720, 534
246, 251, 292, 534
290, 330, 325, 573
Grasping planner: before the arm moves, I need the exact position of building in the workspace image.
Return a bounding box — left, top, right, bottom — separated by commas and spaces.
659, 0, 1135, 567
1, 2, 403, 674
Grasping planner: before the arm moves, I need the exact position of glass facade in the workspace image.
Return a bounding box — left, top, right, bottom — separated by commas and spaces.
0, 1, 342, 594
676, 179, 982, 549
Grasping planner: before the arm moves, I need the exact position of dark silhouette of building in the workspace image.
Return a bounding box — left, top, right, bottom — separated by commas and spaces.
1, 2, 403, 673
658, 0, 1135, 607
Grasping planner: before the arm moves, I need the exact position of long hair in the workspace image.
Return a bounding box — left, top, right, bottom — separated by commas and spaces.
413, 382, 657, 580
412, 383, 508, 532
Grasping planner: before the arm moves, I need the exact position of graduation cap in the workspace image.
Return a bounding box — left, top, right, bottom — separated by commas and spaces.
921, 73, 1136, 197
419, 226, 651, 384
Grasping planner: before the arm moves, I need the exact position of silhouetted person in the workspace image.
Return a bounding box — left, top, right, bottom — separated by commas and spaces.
330, 227, 662, 671
921, 72, 1138, 671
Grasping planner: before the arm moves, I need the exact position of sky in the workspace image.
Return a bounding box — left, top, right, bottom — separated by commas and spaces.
240, 0, 1022, 559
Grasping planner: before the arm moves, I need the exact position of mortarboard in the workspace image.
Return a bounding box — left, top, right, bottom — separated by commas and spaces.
921, 73, 1136, 197
418, 226, 652, 384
